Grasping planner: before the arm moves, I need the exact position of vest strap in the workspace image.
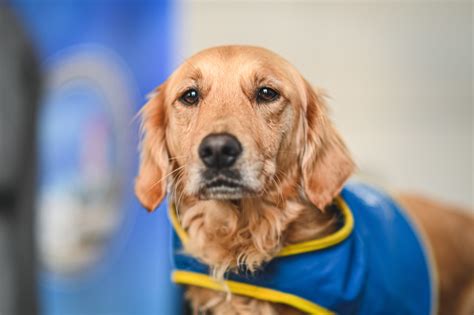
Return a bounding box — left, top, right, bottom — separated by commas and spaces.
172, 270, 334, 314
169, 196, 354, 257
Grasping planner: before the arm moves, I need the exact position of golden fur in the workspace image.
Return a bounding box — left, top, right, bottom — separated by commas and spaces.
135, 45, 474, 314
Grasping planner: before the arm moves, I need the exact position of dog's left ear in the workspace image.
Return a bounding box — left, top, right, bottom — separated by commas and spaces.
300, 80, 355, 210
135, 84, 170, 212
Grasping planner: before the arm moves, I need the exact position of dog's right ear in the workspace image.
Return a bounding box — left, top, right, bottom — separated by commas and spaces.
135, 84, 169, 212
300, 80, 355, 210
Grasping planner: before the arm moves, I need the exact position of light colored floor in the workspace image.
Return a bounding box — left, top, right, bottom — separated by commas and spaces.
179, 0, 473, 209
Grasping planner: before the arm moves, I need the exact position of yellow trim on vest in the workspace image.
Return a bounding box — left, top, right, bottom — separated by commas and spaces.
278, 197, 354, 256
168, 204, 189, 244
172, 270, 334, 314
168, 196, 354, 257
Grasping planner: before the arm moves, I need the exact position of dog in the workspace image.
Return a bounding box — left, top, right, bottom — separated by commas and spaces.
135, 45, 474, 314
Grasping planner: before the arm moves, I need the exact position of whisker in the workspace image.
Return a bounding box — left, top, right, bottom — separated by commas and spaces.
168, 154, 190, 161
173, 170, 186, 222
146, 165, 186, 193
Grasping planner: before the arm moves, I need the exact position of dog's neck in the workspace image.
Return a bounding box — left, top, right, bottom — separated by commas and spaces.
173, 181, 340, 279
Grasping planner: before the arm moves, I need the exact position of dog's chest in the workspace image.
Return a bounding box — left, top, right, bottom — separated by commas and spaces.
170, 182, 435, 315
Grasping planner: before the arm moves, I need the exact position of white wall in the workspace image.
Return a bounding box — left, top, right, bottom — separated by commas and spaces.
179, 0, 473, 208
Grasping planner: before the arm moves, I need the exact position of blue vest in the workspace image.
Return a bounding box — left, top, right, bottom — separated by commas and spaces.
170, 182, 436, 314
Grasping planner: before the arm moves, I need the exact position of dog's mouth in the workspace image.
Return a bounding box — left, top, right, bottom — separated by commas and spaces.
199, 169, 253, 200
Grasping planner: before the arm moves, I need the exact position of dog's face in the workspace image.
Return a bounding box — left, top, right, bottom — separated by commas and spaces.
136, 46, 354, 211
165, 47, 305, 200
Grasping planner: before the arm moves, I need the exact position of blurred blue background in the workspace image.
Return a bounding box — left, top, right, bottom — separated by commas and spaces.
10, 1, 182, 314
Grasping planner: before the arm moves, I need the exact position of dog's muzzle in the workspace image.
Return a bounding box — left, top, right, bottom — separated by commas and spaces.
198, 133, 245, 198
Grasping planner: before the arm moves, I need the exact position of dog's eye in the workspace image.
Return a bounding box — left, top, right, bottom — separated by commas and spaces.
180, 88, 199, 106
256, 87, 279, 103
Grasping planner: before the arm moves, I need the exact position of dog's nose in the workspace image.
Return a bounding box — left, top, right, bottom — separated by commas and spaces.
198, 133, 242, 169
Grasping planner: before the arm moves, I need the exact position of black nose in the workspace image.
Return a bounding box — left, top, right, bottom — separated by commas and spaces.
198, 133, 242, 169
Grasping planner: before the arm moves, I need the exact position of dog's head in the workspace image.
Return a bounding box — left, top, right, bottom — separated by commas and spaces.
135, 46, 354, 211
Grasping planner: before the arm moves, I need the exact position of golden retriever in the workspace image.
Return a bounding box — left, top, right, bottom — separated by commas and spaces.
135, 45, 474, 314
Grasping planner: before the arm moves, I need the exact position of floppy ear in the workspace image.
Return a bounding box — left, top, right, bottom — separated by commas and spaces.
135, 85, 169, 212
300, 80, 355, 210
